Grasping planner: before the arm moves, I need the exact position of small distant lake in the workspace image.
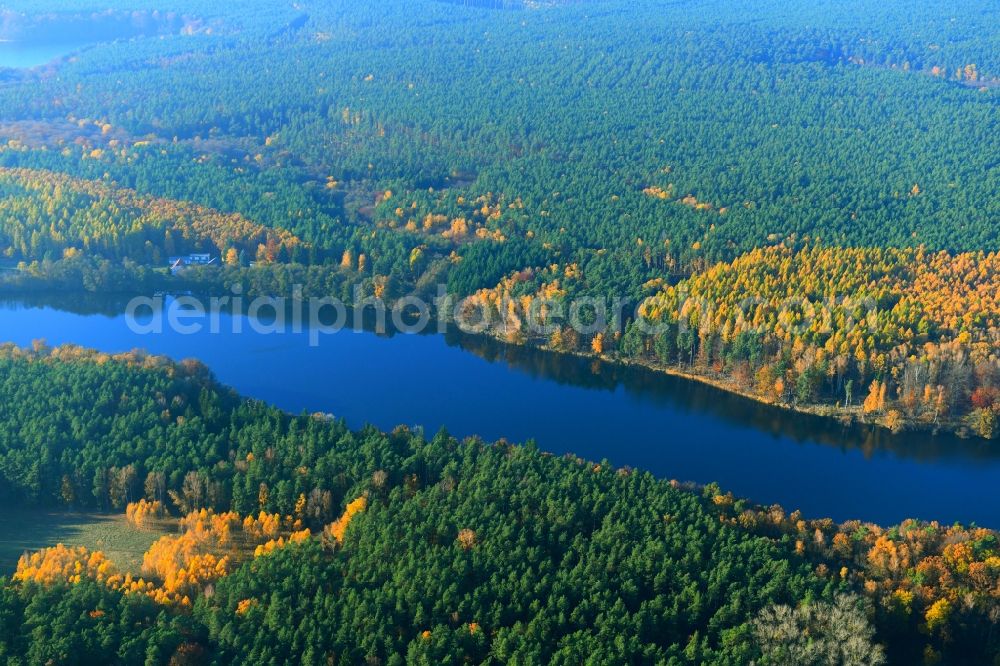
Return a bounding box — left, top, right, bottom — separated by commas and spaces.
0, 40, 86, 69
1, 294, 999, 528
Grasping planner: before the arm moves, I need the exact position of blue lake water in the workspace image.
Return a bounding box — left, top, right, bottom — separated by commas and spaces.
0, 295, 998, 527
0, 41, 85, 69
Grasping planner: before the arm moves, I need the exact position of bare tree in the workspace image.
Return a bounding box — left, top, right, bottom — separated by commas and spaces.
752, 594, 886, 666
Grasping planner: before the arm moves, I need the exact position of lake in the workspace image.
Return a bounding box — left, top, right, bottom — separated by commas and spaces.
1, 294, 998, 527
0, 41, 87, 69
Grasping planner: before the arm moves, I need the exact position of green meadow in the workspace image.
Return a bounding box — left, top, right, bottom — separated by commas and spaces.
0, 509, 169, 575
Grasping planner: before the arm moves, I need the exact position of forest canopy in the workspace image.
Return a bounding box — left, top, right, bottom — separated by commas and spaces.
0, 1, 998, 661
0, 345, 995, 664
0, 0, 997, 435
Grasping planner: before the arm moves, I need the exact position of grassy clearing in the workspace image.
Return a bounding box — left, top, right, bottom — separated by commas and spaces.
0, 509, 173, 575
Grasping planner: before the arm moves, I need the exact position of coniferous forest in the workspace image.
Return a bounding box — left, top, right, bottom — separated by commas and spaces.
0, 0, 998, 663
0, 0, 998, 433
1, 344, 998, 664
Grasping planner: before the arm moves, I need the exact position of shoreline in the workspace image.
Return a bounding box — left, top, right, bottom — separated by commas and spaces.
472, 328, 971, 441
0, 279, 979, 440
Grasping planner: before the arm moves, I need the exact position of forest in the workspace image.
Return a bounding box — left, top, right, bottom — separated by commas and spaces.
0, 345, 997, 664
0, 0, 997, 435
0, 0, 998, 662
0, 167, 301, 264
470, 245, 1000, 436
